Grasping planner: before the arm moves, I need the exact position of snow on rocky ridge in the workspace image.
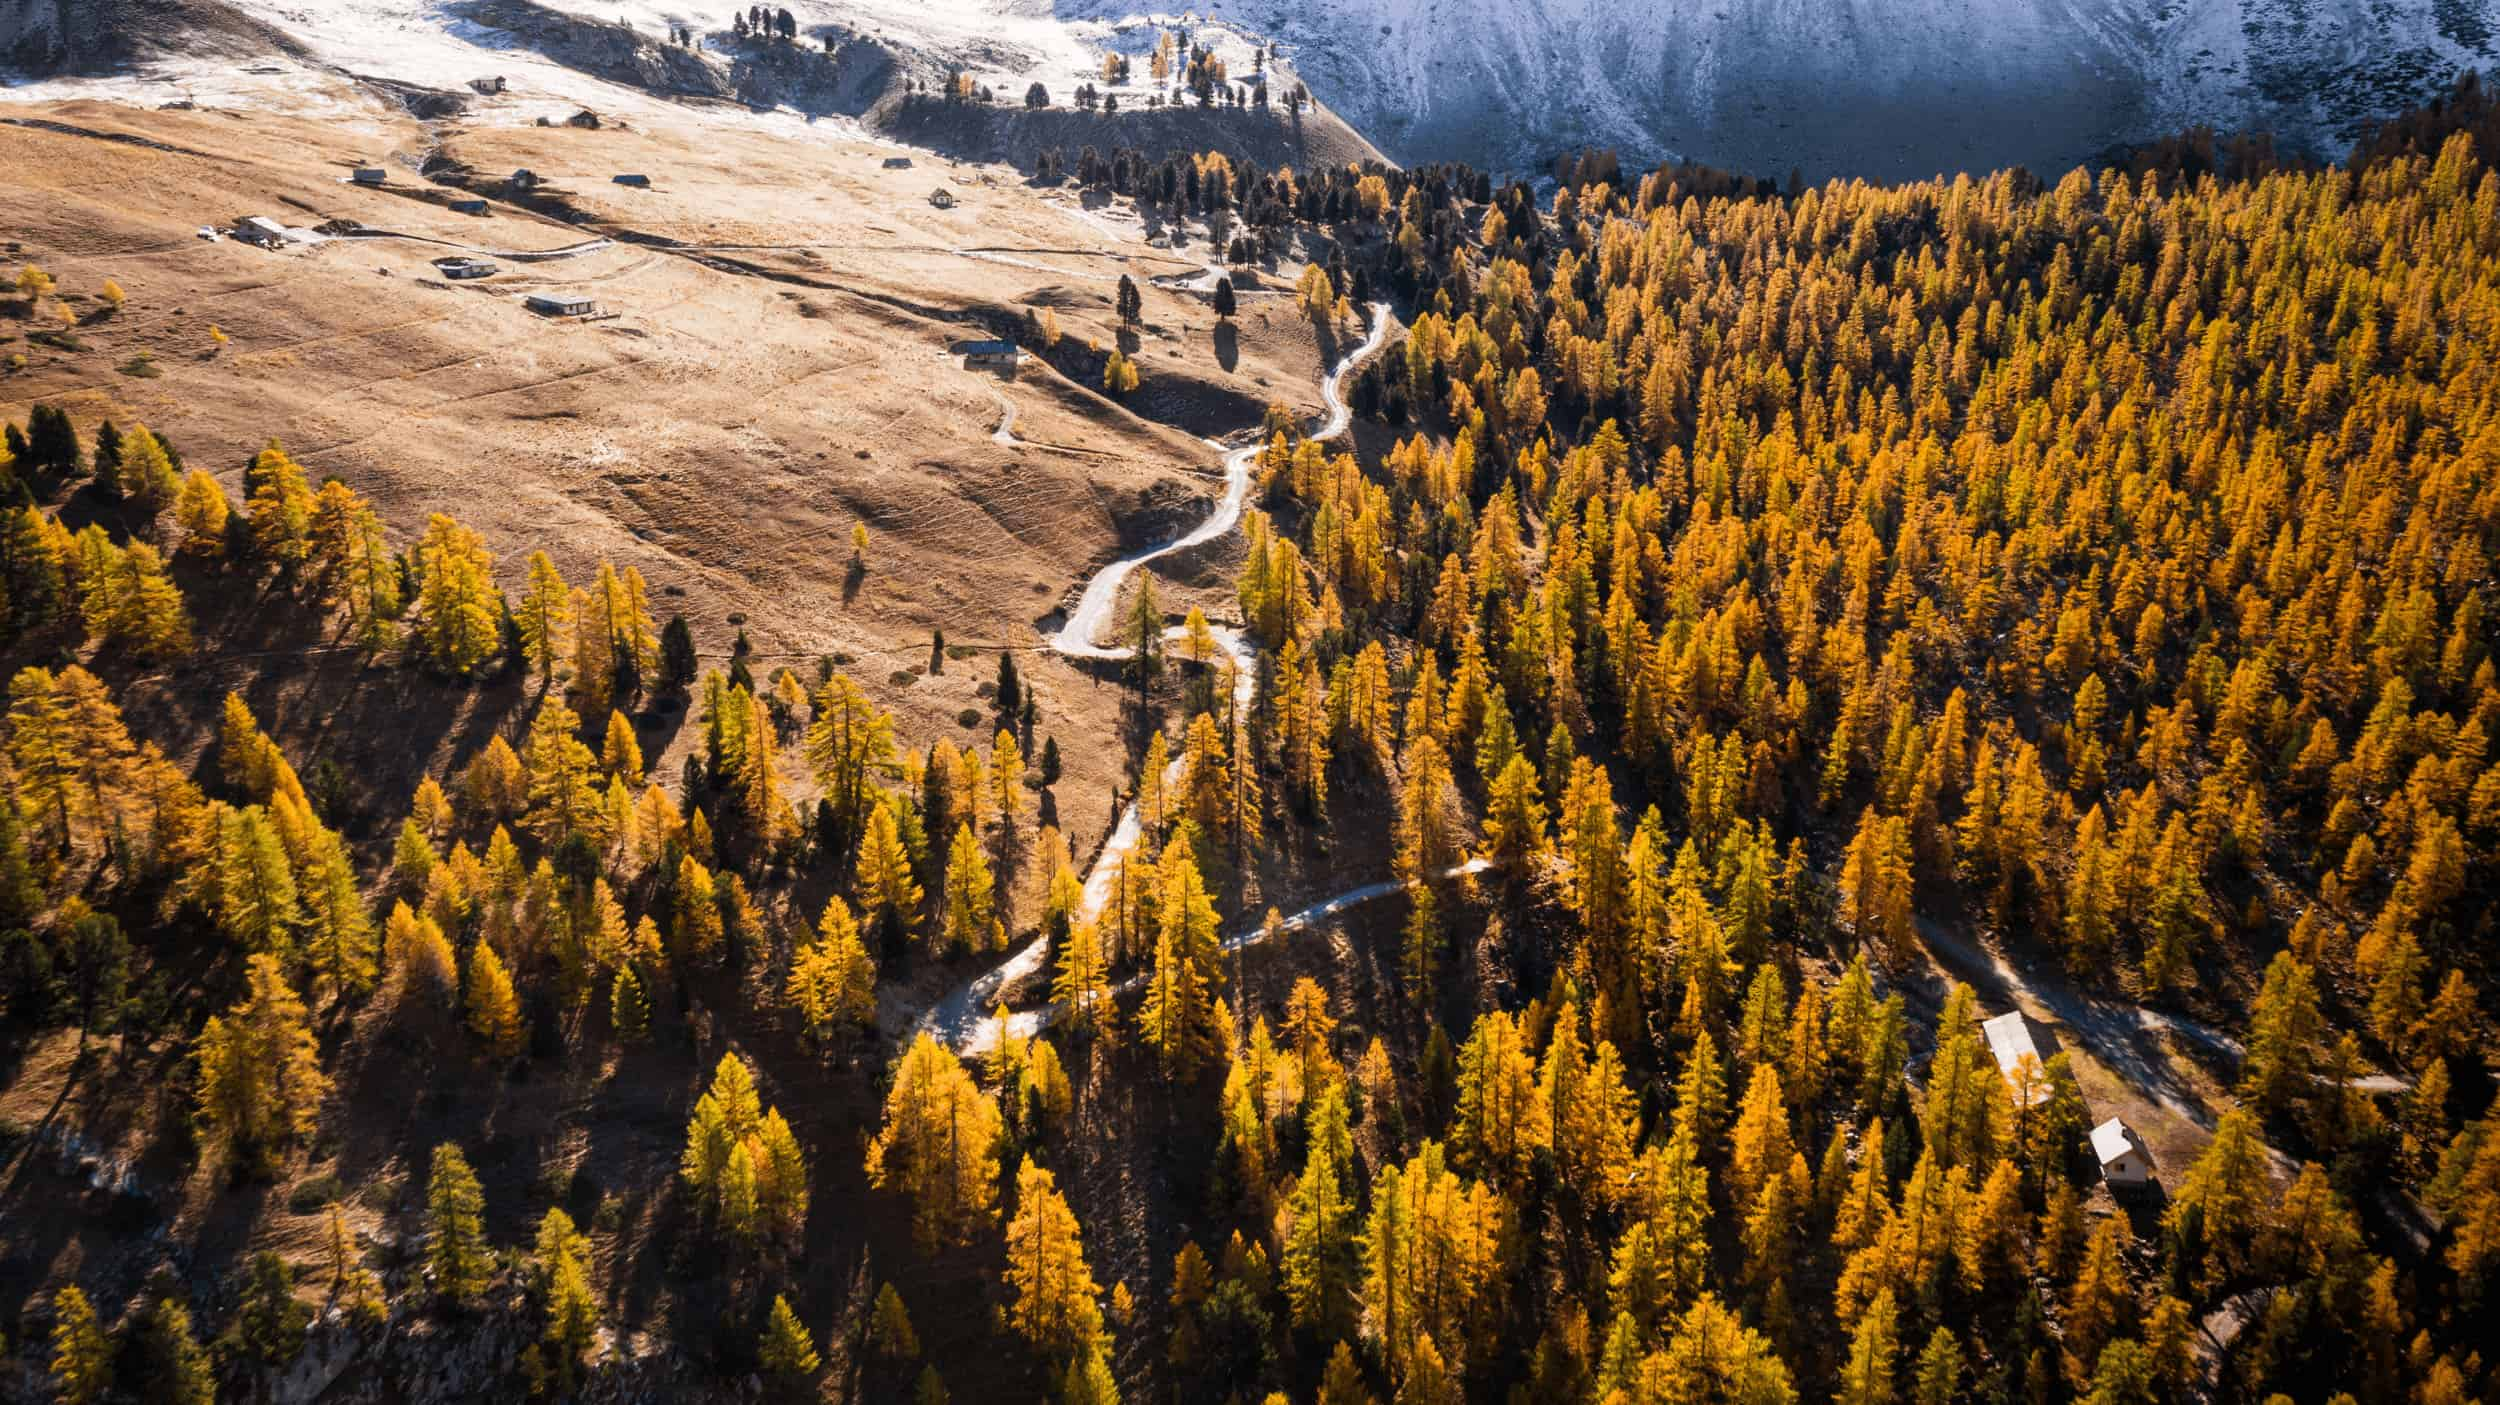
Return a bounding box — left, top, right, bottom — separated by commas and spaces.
1057, 0, 2495, 181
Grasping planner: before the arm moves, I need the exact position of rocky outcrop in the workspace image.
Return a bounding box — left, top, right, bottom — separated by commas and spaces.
442, 0, 895, 118
445, 0, 731, 101
268, 1314, 369, 1405
0, 0, 302, 75
718, 32, 892, 117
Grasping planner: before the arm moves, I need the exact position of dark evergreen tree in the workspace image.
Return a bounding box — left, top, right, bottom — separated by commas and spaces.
25, 404, 80, 477
996, 651, 1021, 718
60, 911, 127, 1038
90, 421, 123, 498
660, 614, 698, 693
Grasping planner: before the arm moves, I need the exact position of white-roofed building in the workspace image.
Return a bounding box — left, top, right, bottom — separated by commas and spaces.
2092, 1118, 2151, 1188
1982, 1011, 2050, 1106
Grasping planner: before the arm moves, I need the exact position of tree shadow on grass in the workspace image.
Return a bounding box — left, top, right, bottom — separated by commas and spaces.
1116, 681, 1163, 764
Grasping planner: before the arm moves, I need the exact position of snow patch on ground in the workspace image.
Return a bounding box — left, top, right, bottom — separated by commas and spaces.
0, 0, 1310, 158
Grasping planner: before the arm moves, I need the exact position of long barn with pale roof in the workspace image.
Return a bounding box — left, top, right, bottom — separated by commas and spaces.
1982, 1011, 2051, 1106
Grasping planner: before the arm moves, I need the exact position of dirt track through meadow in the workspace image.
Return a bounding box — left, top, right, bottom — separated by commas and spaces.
915, 303, 1394, 1053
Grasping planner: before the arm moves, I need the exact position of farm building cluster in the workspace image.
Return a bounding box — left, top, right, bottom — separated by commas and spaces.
1982, 1012, 2153, 1190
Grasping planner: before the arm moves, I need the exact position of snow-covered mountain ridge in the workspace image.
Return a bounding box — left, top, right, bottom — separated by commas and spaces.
1048, 0, 2496, 180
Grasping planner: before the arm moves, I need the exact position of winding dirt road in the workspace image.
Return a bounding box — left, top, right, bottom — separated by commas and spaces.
1052, 305, 1391, 661
1910, 913, 2409, 1131
914, 304, 1394, 1052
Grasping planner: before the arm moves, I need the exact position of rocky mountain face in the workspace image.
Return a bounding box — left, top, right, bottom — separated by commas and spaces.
1040, 0, 2498, 180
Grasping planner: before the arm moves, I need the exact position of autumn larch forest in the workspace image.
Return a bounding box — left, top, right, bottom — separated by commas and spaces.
2, 54, 2499, 1405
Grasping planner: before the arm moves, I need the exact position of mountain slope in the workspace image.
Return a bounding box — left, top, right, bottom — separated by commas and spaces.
128, 0, 1382, 168
1, 0, 302, 74
1044, 0, 2499, 180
